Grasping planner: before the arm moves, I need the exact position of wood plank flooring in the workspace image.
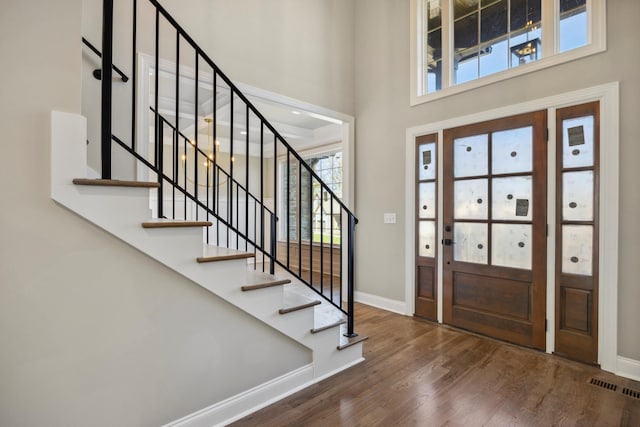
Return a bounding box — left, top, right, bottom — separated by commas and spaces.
231, 303, 640, 427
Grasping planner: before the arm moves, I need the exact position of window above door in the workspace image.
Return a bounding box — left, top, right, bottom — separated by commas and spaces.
410, 0, 607, 105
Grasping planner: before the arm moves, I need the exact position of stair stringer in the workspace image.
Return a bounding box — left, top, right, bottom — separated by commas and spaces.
51, 111, 364, 414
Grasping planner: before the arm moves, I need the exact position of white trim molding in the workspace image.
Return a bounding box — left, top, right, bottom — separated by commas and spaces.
355, 291, 408, 315
162, 364, 314, 427
404, 82, 620, 375
163, 355, 366, 427
617, 356, 640, 383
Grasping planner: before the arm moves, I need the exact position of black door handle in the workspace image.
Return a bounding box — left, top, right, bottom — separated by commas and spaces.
442, 238, 453, 246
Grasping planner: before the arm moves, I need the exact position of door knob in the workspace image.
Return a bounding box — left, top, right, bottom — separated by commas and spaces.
442, 238, 453, 246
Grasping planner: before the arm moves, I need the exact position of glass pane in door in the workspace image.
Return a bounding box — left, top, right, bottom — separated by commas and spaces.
454, 222, 488, 264
492, 176, 532, 221
492, 126, 533, 174
562, 115, 594, 168
454, 179, 488, 219
418, 142, 437, 180
562, 225, 593, 275
562, 170, 593, 221
419, 182, 436, 219
491, 223, 532, 269
418, 220, 436, 257
453, 134, 488, 177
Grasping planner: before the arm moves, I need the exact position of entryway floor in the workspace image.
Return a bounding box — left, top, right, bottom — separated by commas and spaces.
231, 303, 640, 426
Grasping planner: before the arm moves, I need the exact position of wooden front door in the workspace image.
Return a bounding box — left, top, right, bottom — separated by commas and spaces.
442, 111, 547, 350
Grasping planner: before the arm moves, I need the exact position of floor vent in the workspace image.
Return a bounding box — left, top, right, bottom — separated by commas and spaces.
622, 387, 640, 399
589, 378, 618, 391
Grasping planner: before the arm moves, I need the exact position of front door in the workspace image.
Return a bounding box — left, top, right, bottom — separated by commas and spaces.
442, 111, 547, 349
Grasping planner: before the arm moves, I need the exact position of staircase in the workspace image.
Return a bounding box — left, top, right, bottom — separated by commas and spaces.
53, 0, 364, 423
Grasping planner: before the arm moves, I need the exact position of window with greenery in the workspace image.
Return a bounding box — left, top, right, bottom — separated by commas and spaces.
280, 151, 342, 244
417, 0, 600, 100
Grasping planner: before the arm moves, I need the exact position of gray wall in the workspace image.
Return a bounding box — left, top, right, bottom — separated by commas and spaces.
353, 0, 640, 359
161, 0, 356, 116
0, 1, 312, 426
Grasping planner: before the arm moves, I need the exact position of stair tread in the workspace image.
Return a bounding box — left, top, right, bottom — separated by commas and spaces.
337, 334, 369, 350
73, 178, 159, 188
142, 219, 212, 228
197, 245, 255, 263
312, 301, 347, 332
311, 319, 347, 334
279, 292, 322, 314
242, 278, 291, 292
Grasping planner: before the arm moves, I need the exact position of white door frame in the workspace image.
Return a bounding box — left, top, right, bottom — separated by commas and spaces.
404, 82, 619, 374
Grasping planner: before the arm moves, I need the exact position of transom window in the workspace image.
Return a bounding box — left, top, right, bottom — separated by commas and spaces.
412, 0, 605, 104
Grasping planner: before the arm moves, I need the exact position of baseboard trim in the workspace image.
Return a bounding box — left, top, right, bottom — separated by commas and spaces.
354, 291, 407, 315
163, 364, 314, 427
163, 356, 365, 427
617, 356, 640, 382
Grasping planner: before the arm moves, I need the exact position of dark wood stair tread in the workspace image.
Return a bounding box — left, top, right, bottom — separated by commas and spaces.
337, 334, 369, 351
242, 279, 291, 292
311, 319, 347, 334
197, 252, 255, 263
142, 219, 212, 228
278, 300, 321, 315
73, 178, 159, 188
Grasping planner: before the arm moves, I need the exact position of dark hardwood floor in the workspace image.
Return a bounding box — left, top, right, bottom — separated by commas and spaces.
231, 303, 640, 427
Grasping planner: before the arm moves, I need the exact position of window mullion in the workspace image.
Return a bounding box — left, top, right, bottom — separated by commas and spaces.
441, 0, 452, 89
542, 0, 558, 57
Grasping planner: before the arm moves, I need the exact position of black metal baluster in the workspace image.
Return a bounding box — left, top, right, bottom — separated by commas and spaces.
272, 134, 277, 273
194, 51, 199, 220
154, 9, 162, 217
286, 150, 290, 269
101, 0, 113, 179
216, 167, 220, 245
330, 193, 333, 303
320, 187, 324, 297
298, 162, 302, 278
245, 104, 249, 252
158, 120, 164, 218
172, 129, 176, 219
131, 0, 137, 152
183, 136, 187, 219
229, 93, 233, 247
260, 121, 265, 272
253, 200, 257, 268
236, 182, 239, 250
346, 214, 357, 337
270, 213, 276, 275
339, 209, 343, 310
213, 72, 218, 244
309, 172, 313, 287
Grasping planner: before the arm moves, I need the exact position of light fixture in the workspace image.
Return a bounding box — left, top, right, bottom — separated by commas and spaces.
291, 110, 301, 115
240, 131, 247, 135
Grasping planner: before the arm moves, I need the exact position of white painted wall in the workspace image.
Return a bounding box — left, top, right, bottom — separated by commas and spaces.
0, 1, 312, 426
353, 0, 640, 360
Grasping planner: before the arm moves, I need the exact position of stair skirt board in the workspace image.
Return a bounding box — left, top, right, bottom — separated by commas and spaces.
162, 356, 365, 427
51, 111, 364, 422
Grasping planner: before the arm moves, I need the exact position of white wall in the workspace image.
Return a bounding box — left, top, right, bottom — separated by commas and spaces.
0, 1, 311, 426
353, 0, 640, 360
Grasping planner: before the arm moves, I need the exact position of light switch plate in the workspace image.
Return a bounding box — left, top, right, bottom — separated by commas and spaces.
384, 213, 396, 224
